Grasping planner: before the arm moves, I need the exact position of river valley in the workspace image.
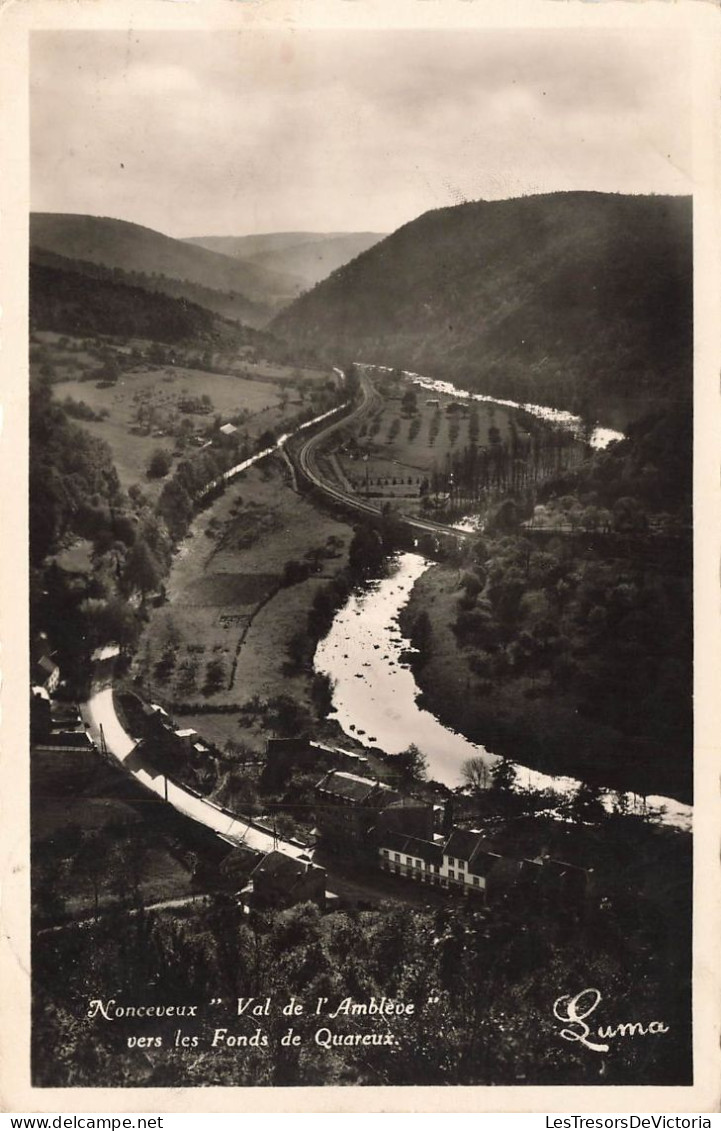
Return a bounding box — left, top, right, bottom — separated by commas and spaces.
314, 552, 692, 832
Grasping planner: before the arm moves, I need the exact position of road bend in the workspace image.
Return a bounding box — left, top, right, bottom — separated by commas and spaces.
81, 686, 310, 861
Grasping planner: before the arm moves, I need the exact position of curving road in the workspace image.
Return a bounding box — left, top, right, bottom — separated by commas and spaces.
80, 369, 691, 856
82, 687, 310, 860
74, 376, 478, 878
76, 385, 384, 868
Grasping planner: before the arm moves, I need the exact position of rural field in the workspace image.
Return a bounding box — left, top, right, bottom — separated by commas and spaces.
34, 329, 337, 498
131, 456, 352, 753
53, 365, 285, 499
333, 372, 516, 510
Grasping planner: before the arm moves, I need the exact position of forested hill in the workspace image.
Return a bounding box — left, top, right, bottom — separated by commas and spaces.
30, 246, 269, 331
30, 260, 219, 343
271, 192, 692, 417
31, 213, 304, 324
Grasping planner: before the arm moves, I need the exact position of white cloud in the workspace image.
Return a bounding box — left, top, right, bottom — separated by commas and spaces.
31, 28, 693, 237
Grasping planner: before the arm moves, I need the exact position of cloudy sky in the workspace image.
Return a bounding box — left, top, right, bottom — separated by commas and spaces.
31, 28, 692, 239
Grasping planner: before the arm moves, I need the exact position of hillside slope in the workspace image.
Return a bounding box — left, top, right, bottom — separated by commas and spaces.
31, 213, 304, 323
30, 245, 269, 329
271, 193, 692, 418
29, 260, 218, 344
186, 231, 386, 290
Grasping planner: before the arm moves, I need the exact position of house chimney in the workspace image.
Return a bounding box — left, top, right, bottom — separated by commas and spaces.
443, 797, 454, 835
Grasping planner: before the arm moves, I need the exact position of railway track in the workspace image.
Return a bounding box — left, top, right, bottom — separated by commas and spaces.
292, 369, 472, 541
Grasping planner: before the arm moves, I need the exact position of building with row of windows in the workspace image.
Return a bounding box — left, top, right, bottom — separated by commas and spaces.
379, 825, 526, 901
316, 769, 590, 904
379, 821, 590, 902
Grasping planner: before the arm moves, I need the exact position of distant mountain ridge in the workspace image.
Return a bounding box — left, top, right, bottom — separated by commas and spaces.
271, 192, 692, 419
186, 231, 386, 291
31, 213, 305, 326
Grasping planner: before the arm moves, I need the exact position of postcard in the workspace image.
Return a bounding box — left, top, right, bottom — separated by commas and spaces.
1, 0, 719, 1115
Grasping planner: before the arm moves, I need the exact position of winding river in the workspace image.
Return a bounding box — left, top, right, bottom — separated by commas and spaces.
359, 363, 625, 451
314, 368, 692, 830
180, 359, 687, 832
314, 553, 692, 831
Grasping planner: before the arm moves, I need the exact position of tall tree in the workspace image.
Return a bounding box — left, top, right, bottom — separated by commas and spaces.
348, 522, 384, 577
122, 538, 161, 599
461, 755, 491, 797
394, 744, 428, 789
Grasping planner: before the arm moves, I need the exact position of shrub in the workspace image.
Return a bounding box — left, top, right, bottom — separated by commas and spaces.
147, 449, 172, 480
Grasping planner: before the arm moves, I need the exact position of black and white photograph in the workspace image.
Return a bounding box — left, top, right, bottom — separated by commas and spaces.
3, 0, 720, 1112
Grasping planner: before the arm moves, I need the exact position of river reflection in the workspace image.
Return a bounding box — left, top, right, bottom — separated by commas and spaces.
314, 553, 502, 786
314, 553, 692, 831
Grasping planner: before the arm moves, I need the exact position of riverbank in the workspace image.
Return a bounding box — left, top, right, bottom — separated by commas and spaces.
399, 557, 692, 807
360, 363, 626, 450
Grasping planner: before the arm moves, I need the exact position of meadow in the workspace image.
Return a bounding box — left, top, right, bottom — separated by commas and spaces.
37, 326, 334, 499
53, 366, 283, 499
131, 458, 351, 754
335, 376, 515, 510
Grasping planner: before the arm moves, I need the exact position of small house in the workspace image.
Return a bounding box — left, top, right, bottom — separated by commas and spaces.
174, 728, 198, 752
243, 851, 326, 911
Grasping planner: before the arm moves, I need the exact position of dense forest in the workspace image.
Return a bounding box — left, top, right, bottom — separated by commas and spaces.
29, 376, 123, 564
30, 262, 218, 344
402, 404, 693, 803
31, 212, 302, 315
31, 246, 270, 328
272, 192, 692, 419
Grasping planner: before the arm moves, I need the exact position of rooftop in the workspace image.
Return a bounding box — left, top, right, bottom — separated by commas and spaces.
316, 770, 386, 804
379, 831, 443, 866
467, 850, 503, 879
444, 827, 487, 863
36, 656, 59, 677
251, 850, 324, 882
